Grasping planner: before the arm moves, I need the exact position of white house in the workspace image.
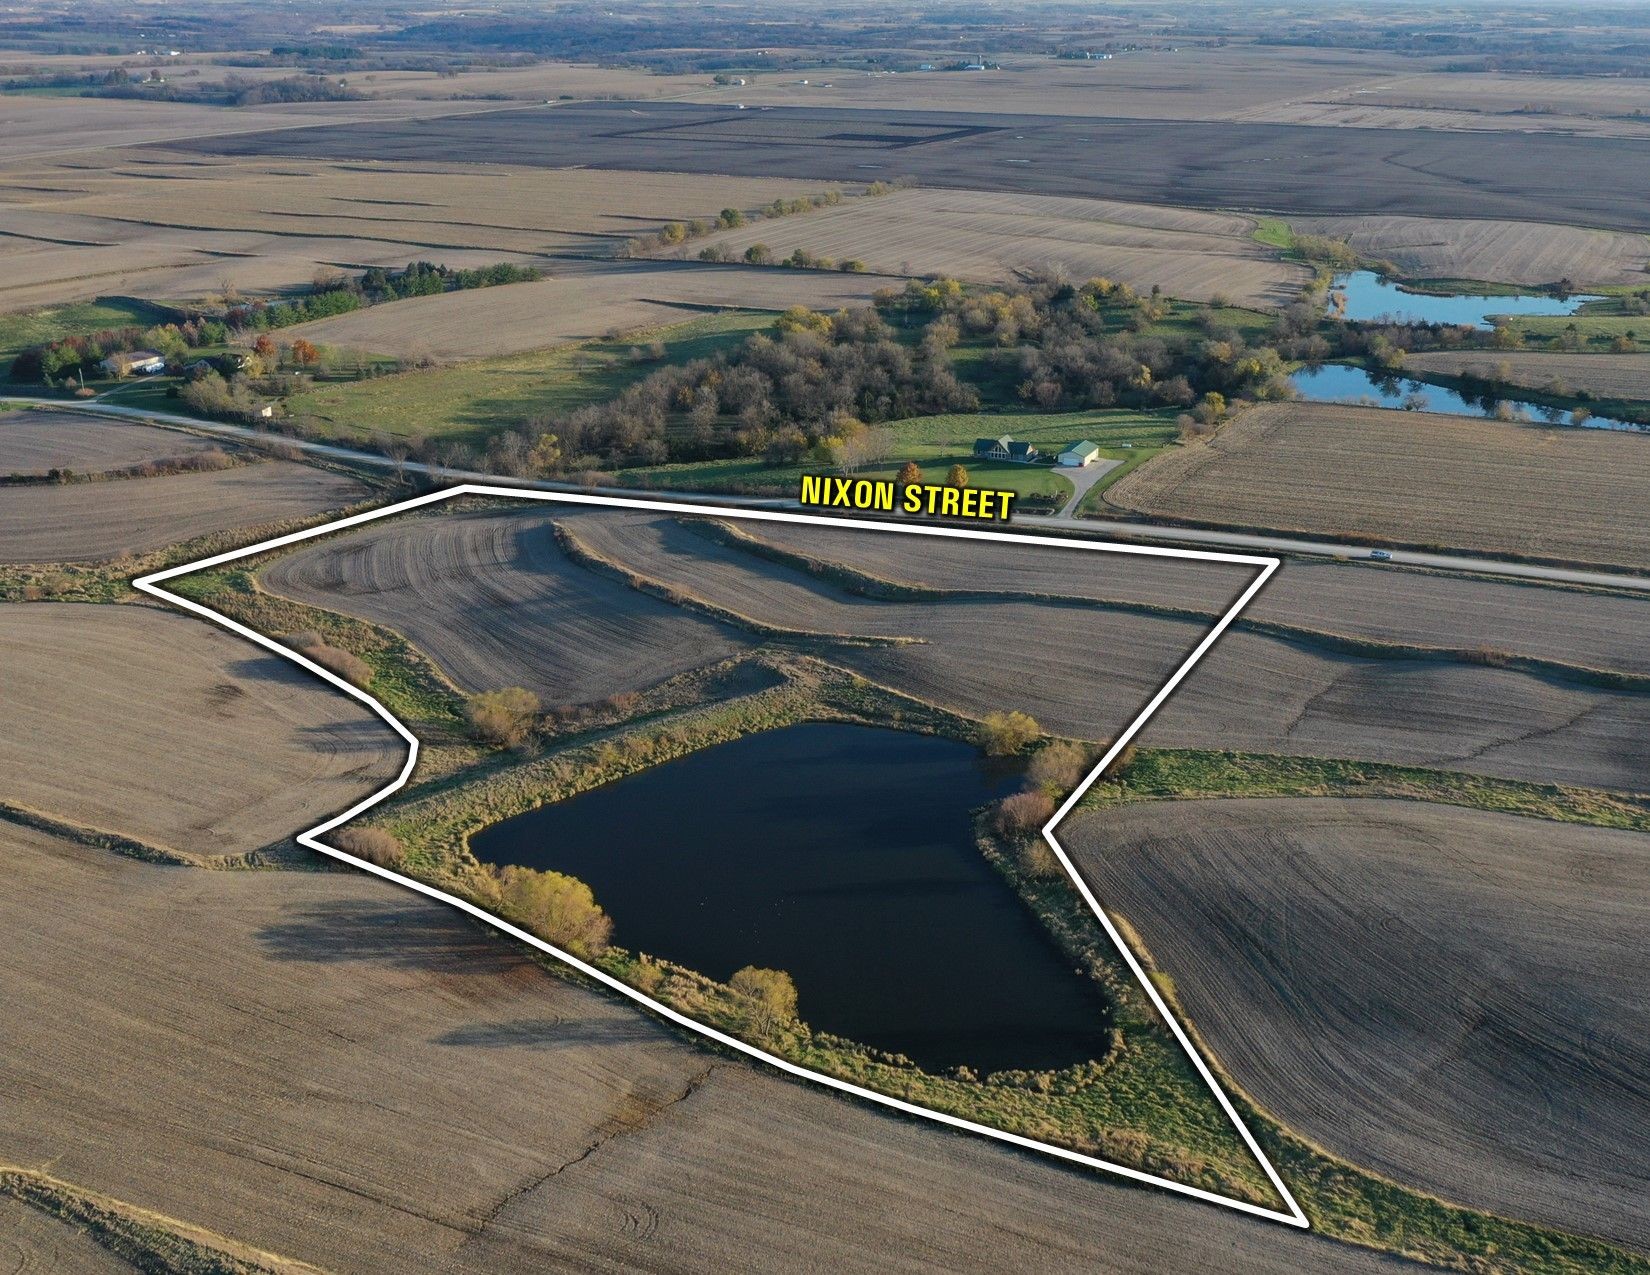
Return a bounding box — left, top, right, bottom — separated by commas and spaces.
1058, 440, 1102, 468
99, 350, 166, 377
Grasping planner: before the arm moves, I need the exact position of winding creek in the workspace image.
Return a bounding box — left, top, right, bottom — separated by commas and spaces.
469, 721, 1116, 1075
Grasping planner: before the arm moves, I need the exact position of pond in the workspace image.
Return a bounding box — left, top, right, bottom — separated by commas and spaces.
1327, 271, 1601, 328
469, 721, 1116, 1075
1288, 363, 1645, 432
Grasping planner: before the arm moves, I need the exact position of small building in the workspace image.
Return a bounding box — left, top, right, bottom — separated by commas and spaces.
99, 350, 166, 377
973, 435, 1040, 463
1058, 440, 1102, 468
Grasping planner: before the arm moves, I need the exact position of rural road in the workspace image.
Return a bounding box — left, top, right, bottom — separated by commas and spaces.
10, 396, 1650, 593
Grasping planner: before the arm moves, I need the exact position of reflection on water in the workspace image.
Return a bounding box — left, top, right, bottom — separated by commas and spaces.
1289, 363, 1644, 432
1327, 271, 1600, 328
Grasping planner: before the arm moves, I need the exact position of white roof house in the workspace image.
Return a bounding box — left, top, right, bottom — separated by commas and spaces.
1058, 440, 1102, 467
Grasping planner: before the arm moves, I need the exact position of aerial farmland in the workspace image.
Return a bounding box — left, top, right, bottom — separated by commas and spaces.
1, 3, 1649, 1273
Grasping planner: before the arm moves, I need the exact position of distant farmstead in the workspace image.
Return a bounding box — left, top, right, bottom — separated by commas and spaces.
973, 435, 1039, 463
99, 350, 166, 376
1058, 440, 1102, 467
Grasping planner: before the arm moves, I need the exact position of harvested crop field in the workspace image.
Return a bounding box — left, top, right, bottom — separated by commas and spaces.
674, 189, 1309, 308
0, 604, 398, 858
1104, 402, 1650, 572
744, 520, 1650, 676
0, 821, 1386, 1275
1287, 214, 1649, 288
169, 101, 1650, 234
0, 459, 366, 563
284, 260, 894, 360
1405, 351, 1650, 404
1064, 797, 1650, 1249
260, 508, 748, 704
0, 409, 216, 477
0, 151, 834, 307
265, 504, 1650, 791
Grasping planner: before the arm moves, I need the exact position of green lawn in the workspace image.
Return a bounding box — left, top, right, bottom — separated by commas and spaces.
282, 311, 776, 444
624, 408, 1178, 500
1501, 313, 1649, 344
0, 297, 176, 375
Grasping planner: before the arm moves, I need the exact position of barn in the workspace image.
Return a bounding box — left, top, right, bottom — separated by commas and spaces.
1058, 440, 1102, 468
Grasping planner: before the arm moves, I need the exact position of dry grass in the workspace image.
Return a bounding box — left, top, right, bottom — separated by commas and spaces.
283, 260, 892, 360
677, 188, 1309, 307
1405, 351, 1650, 402
0, 460, 366, 563
0, 409, 218, 476
1288, 214, 1650, 287
1105, 400, 1650, 571
0, 603, 399, 858
1065, 797, 1650, 1250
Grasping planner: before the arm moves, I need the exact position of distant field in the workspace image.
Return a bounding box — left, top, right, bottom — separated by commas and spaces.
1404, 351, 1650, 404
169, 100, 1650, 234
0, 151, 836, 307
1104, 401, 1650, 571
0, 460, 365, 562
1288, 214, 1649, 288
284, 261, 892, 360
284, 310, 774, 444
674, 189, 1308, 308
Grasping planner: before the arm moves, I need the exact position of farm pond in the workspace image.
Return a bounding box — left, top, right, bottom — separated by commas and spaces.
469, 721, 1117, 1075
1327, 271, 1600, 328
1289, 363, 1644, 431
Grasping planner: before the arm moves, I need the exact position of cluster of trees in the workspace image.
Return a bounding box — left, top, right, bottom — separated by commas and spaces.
12, 318, 225, 383
486, 864, 612, 958
226, 259, 539, 332
631, 188, 848, 257
519, 304, 977, 471
464, 687, 542, 747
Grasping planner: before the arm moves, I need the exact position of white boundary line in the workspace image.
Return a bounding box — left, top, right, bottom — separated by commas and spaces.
134, 485, 1307, 1229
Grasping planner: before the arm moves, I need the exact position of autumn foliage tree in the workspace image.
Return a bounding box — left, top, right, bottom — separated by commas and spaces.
978, 710, 1040, 756
896, 460, 922, 486
947, 463, 969, 488
491, 865, 613, 957
730, 966, 798, 1037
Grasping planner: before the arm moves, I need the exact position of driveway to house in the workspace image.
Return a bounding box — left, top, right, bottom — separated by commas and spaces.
1054, 458, 1120, 517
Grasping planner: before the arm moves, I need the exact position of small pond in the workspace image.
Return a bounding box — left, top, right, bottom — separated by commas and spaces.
1289, 363, 1645, 432
469, 721, 1116, 1075
1327, 271, 1601, 328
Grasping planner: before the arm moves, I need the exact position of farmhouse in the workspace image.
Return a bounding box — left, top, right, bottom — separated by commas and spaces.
1058, 440, 1102, 468
973, 435, 1040, 463
99, 350, 166, 377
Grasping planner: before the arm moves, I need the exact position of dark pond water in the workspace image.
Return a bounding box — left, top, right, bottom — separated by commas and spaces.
1327, 270, 1600, 328
1289, 363, 1644, 432
469, 722, 1116, 1075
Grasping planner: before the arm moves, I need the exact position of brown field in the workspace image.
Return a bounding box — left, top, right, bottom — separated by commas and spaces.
0, 408, 217, 476
0, 152, 835, 308
0, 1192, 132, 1273
673, 47, 1431, 122
266, 505, 1650, 793
677, 189, 1309, 307
260, 508, 749, 704
1065, 797, 1650, 1249
284, 261, 896, 360
1405, 351, 1650, 403
1288, 214, 1649, 287
173, 102, 1650, 234
0, 603, 398, 858
745, 521, 1650, 676
0, 94, 504, 165
0, 459, 365, 563
1104, 401, 1650, 572
0, 819, 1387, 1274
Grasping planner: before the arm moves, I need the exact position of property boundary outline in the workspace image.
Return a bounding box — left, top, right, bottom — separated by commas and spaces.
134, 485, 1308, 1230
